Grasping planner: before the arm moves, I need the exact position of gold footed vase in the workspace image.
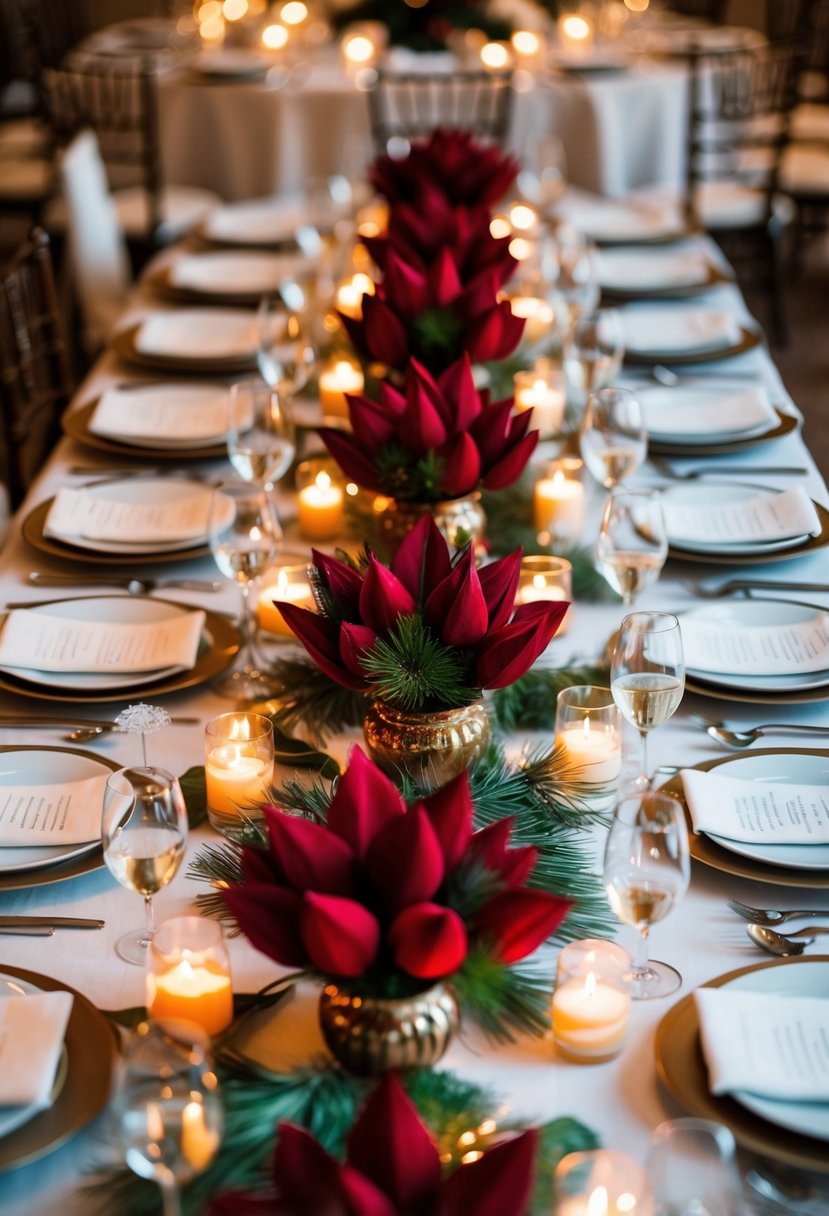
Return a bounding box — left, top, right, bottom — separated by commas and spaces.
363, 699, 490, 791
357, 491, 487, 555
318, 981, 460, 1076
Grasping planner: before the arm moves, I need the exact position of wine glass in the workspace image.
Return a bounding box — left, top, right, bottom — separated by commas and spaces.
256, 291, 315, 402
647, 1118, 743, 1216
580, 387, 647, 489
610, 611, 685, 790
596, 489, 667, 605
209, 480, 282, 703
554, 224, 600, 322
102, 767, 188, 966
112, 1020, 223, 1216
563, 306, 625, 411
603, 789, 690, 999
228, 379, 295, 493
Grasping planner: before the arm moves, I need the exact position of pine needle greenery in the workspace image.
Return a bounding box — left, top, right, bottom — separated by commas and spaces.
492, 664, 609, 731
360, 614, 479, 710
453, 949, 552, 1041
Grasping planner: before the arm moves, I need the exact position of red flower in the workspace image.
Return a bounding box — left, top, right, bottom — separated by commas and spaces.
388, 903, 468, 980
370, 128, 519, 211
211, 1072, 538, 1216
320, 354, 537, 502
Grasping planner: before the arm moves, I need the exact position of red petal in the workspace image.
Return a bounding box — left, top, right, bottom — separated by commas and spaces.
421, 772, 474, 872
359, 557, 416, 633
437, 432, 481, 499
339, 622, 378, 679
327, 746, 406, 857
469, 400, 512, 468
466, 301, 524, 362
319, 428, 382, 492
224, 884, 307, 967
437, 353, 482, 431
423, 546, 483, 642
398, 385, 449, 456
428, 246, 462, 307
313, 550, 363, 619
338, 1165, 398, 1216
265, 810, 355, 896
362, 295, 409, 367
437, 548, 489, 648
301, 892, 380, 977
273, 1123, 347, 1210
384, 249, 430, 319
387, 901, 468, 979
275, 602, 366, 691
442, 1130, 538, 1216
475, 890, 572, 963
390, 514, 452, 602
478, 551, 521, 633
474, 601, 569, 690
367, 804, 444, 913
346, 1073, 441, 1211
482, 430, 539, 491
347, 394, 400, 451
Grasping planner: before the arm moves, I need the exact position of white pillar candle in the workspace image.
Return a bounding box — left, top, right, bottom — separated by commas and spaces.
514, 370, 566, 437
552, 971, 631, 1060
533, 468, 586, 540
297, 471, 344, 540
318, 358, 365, 420
558, 718, 622, 783
204, 747, 271, 819
257, 566, 313, 637
510, 295, 557, 348
335, 272, 374, 321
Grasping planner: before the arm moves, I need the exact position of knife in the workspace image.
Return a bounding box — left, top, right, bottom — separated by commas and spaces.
0, 916, 104, 929
0, 715, 201, 729
0, 925, 54, 936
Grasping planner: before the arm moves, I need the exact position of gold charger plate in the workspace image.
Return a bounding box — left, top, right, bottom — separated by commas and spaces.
112, 322, 258, 375
649, 408, 797, 456
146, 262, 270, 307
668, 497, 829, 566
600, 263, 731, 302
655, 956, 829, 1172
0, 596, 240, 704
0, 966, 119, 1171
661, 750, 829, 888
192, 217, 299, 253
21, 497, 212, 568
685, 672, 829, 706
62, 399, 228, 461
624, 325, 762, 366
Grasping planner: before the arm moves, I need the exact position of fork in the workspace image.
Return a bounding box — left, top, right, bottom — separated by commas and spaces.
684, 579, 829, 598
650, 457, 807, 480
26, 573, 222, 595
726, 898, 829, 925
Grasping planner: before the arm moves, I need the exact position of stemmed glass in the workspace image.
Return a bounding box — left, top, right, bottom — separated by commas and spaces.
112, 1021, 223, 1216
256, 291, 315, 403
209, 481, 281, 703
580, 387, 647, 489
563, 306, 625, 411
101, 767, 188, 965
596, 489, 667, 605
228, 379, 295, 494
603, 789, 690, 999
647, 1118, 743, 1215
554, 225, 600, 322
610, 611, 685, 790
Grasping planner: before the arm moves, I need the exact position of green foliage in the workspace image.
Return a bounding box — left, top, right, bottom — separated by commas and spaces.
492, 665, 609, 732
272, 726, 341, 780
453, 948, 552, 1041
250, 655, 366, 742
361, 614, 479, 711
375, 445, 447, 503
178, 766, 207, 829
410, 305, 466, 370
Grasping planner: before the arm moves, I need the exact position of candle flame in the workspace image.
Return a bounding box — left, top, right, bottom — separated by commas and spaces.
509, 236, 532, 261
561, 14, 592, 40
490, 215, 512, 239
344, 35, 374, 64
585, 971, 597, 997
316, 471, 332, 491
262, 22, 288, 48
533, 378, 547, 393
617, 1195, 638, 1213
222, 0, 248, 21
587, 1185, 609, 1216
509, 203, 538, 231
532, 574, 547, 590
230, 717, 252, 742
480, 42, 509, 68
280, 1, 307, 23
512, 30, 540, 56
552, 469, 565, 487
582, 715, 591, 736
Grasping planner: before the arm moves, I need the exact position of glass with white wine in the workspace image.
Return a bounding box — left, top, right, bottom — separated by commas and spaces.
603, 789, 690, 999
580, 387, 647, 489
596, 489, 667, 605
563, 306, 624, 409
228, 379, 295, 494
611, 611, 685, 790
102, 767, 188, 965
209, 481, 282, 703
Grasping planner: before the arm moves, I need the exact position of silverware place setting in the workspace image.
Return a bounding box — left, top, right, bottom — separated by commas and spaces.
690, 715, 829, 748
684, 579, 829, 599
649, 458, 808, 481
746, 923, 829, 957
0, 714, 200, 743
727, 898, 829, 925
26, 572, 223, 595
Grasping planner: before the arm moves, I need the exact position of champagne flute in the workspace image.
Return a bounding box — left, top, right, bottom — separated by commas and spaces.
580, 387, 647, 489
563, 306, 624, 410
102, 767, 188, 966
209, 480, 281, 703
647, 1118, 743, 1216
603, 789, 690, 999
228, 378, 295, 493
112, 1021, 223, 1216
256, 291, 315, 401
596, 489, 667, 605
611, 611, 685, 790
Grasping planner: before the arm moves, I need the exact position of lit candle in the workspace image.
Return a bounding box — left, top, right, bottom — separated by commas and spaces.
480, 40, 512, 70
335, 272, 375, 321
513, 370, 566, 437
555, 1151, 651, 1215
510, 295, 557, 348
148, 956, 234, 1036
517, 555, 572, 633
533, 468, 586, 540
256, 565, 312, 637
261, 22, 288, 50
204, 714, 273, 828
558, 12, 595, 58
558, 717, 622, 783
342, 31, 377, 70
552, 970, 630, 1061
511, 29, 542, 61
356, 200, 388, 238
297, 471, 344, 540
318, 357, 365, 420
181, 1099, 221, 1171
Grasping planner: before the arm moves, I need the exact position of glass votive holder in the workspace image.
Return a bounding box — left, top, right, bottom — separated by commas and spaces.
551, 939, 632, 1064
514, 360, 567, 439
509, 291, 559, 350
317, 353, 364, 424
204, 712, 274, 838
517, 556, 572, 634
555, 685, 622, 806
256, 560, 313, 640
295, 455, 346, 541
334, 271, 374, 321
554, 1149, 651, 1213
533, 456, 586, 547
147, 916, 234, 1038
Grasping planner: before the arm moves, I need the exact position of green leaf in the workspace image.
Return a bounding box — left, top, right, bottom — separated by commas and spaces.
179, 765, 207, 829
272, 727, 341, 780
361, 614, 478, 711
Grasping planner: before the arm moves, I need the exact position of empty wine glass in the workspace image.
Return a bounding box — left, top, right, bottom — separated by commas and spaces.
580, 387, 647, 489
112, 1020, 223, 1216
563, 306, 625, 412
554, 224, 600, 322
102, 767, 188, 966
648, 1118, 743, 1216
596, 489, 667, 605
519, 133, 568, 214
256, 291, 315, 402
209, 481, 281, 703
611, 611, 685, 790
603, 789, 690, 999
228, 379, 295, 493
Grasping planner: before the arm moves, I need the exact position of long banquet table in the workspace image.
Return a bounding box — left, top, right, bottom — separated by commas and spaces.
0, 233, 828, 1213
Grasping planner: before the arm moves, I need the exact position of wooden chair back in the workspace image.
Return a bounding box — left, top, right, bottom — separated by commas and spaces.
368, 70, 514, 152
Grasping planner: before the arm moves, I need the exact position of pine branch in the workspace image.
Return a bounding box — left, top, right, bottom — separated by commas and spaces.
453, 950, 552, 1042
257, 655, 367, 741
491, 665, 609, 731
361, 614, 479, 711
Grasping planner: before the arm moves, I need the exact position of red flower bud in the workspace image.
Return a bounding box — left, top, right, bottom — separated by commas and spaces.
390, 515, 452, 602
475, 890, 572, 963
346, 1073, 442, 1212
359, 558, 417, 633
442, 1129, 538, 1216
474, 601, 569, 690
387, 902, 468, 979
367, 804, 445, 913
421, 772, 474, 873
300, 892, 380, 977
327, 746, 406, 858
224, 883, 306, 968
264, 808, 355, 897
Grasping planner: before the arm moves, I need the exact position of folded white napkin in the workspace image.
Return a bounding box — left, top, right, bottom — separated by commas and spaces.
204, 197, 305, 245
623, 306, 742, 354
597, 249, 711, 291
681, 768, 829, 844
133, 310, 258, 360
44, 484, 216, 545
89, 384, 232, 444
0, 991, 73, 1108
193, 49, 270, 76
557, 198, 684, 242
0, 608, 206, 674
640, 384, 777, 438
682, 610, 829, 676
664, 487, 820, 546
170, 252, 301, 295
0, 773, 108, 845
695, 987, 829, 1101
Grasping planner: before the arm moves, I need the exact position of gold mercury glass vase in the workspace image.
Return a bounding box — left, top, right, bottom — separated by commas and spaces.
356, 491, 487, 555
362, 699, 491, 791
318, 981, 460, 1076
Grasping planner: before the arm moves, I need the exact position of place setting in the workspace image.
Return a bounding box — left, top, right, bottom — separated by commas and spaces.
621, 303, 763, 366
634, 377, 798, 455
146, 249, 312, 307
111, 308, 260, 375
597, 246, 730, 301
194, 196, 310, 251
553, 192, 691, 245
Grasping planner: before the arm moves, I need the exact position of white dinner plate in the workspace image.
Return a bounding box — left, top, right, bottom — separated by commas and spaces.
697, 751, 829, 872
557, 200, 687, 245
89, 383, 233, 449
0, 598, 200, 692
682, 601, 829, 693
201, 197, 306, 248
165, 251, 308, 298
720, 958, 829, 1139
132, 309, 259, 362
663, 483, 813, 556
597, 249, 713, 293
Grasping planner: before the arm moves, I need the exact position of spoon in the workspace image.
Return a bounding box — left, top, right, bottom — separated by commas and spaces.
746, 924, 829, 956
704, 722, 829, 749
63, 716, 200, 743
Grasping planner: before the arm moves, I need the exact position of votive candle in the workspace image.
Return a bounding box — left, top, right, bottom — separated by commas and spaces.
318, 356, 364, 420
297, 470, 344, 540
513, 367, 566, 438
147, 917, 233, 1037
554, 1150, 651, 1215
256, 563, 312, 637
517, 555, 572, 634
552, 939, 631, 1063
533, 458, 586, 543
204, 712, 274, 835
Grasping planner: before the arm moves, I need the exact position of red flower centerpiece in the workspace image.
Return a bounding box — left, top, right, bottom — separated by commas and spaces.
224, 747, 571, 1072
370, 128, 520, 211
211, 1071, 538, 1215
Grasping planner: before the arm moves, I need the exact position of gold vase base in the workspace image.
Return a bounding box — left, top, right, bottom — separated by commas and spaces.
318, 982, 460, 1076
363, 700, 491, 792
